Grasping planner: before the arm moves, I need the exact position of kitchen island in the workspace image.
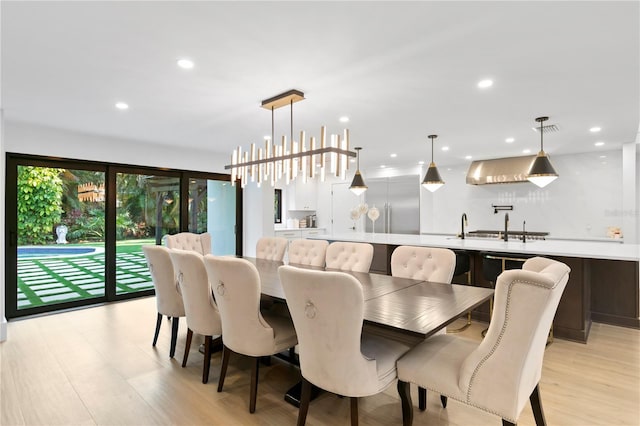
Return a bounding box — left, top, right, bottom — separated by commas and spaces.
310, 232, 640, 343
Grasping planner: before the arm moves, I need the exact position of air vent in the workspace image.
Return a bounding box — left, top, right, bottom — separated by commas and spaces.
532, 124, 559, 134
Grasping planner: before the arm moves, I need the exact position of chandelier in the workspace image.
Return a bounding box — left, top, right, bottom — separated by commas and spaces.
225, 89, 356, 187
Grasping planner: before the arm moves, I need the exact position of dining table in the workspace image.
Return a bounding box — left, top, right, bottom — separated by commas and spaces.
241, 256, 495, 406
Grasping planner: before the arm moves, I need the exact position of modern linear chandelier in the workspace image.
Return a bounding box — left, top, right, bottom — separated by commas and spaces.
225, 89, 356, 187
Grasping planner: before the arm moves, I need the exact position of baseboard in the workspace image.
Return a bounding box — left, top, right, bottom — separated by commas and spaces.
0, 316, 7, 342
591, 312, 640, 329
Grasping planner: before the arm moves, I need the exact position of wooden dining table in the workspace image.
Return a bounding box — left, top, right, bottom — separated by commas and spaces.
243, 256, 494, 345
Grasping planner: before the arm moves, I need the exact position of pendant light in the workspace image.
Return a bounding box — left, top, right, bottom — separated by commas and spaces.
422, 134, 444, 192
527, 116, 558, 188
349, 147, 367, 195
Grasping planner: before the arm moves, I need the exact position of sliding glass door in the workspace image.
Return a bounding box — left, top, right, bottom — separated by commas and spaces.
5, 155, 241, 319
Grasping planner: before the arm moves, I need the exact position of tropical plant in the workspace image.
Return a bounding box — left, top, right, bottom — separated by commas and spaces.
17, 166, 64, 245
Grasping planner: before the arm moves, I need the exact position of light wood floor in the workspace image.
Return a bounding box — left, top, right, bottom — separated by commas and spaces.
1, 296, 639, 426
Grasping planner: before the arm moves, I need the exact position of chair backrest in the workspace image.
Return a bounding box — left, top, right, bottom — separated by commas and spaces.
255, 237, 288, 261
325, 241, 374, 273
390, 245, 456, 283
142, 245, 185, 317
168, 249, 221, 336
288, 239, 329, 266
203, 255, 278, 356
165, 232, 212, 255
278, 265, 379, 396
458, 256, 570, 420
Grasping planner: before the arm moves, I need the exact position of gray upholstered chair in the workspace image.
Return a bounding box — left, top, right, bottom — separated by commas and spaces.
279, 265, 411, 425
390, 245, 457, 410
165, 232, 212, 255
142, 245, 185, 358
396, 257, 571, 426
255, 236, 288, 261
325, 241, 374, 272
168, 249, 222, 384
288, 239, 329, 267
203, 255, 298, 413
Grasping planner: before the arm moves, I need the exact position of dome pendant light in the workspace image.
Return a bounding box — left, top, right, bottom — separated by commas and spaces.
527, 116, 558, 188
422, 135, 445, 192
349, 147, 368, 195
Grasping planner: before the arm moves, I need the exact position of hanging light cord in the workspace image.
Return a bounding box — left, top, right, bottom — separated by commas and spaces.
271, 106, 275, 143
290, 99, 293, 143
540, 120, 544, 152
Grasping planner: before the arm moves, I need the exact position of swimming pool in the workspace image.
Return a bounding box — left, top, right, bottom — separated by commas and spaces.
18, 246, 104, 259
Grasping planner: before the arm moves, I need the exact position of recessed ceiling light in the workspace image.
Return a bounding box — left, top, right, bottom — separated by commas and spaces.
418, 161, 425, 165
380, 165, 386, 168
263, 135, 271, 140
115, 102, 129, 110
390, 153, 397, 158
339, 116, 349, 123
465, 155, 472, 160
589, 127, 601, 133
523, 149, 531, 154
477, 79, 493, 89
505, 137, 515, 143
177, 58, 195, 69
595, 141, 605, 147
441, 146, 449, 151
599, 155, 607, 159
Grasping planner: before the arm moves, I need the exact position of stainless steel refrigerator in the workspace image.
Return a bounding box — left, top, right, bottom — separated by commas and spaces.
364, 175, 420, 234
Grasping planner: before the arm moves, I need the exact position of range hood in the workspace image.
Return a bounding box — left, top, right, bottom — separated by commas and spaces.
466, 155, 537, 185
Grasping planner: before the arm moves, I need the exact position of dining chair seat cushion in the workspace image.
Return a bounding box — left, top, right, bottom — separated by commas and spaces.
361, 333, 412, 391
261, 311, 298, 351
166, 232, 212, 255
396, 334, 476, 401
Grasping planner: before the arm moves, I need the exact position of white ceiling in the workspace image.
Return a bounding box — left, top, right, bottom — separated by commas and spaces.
2, 1, 639, 170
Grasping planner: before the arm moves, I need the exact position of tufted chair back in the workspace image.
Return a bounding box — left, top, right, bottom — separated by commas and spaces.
142, 245, 185, 317
288, 239, 329, 267
255, 237, 288, 261
165, 232, 212, 255
390, 245, 456, 283
168, 249, 221, 337
325, 241, 374, 273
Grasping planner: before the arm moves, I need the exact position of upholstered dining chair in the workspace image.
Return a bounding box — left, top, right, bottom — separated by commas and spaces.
168, 249, 222, 384
396, 257, 570, 426
390, 245, 457, 410
278, 265, 411, 425
256, 236, 288, 261
142, 245, 185, 358
288, 239, 329, 267
165, 232, 212, 255
325, 241, 374, 272
203, 255, 298, 413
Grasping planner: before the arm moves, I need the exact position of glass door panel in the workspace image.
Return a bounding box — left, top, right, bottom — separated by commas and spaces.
16, 166, 106, 310
115, 173, 180, 295
188, 178, 236, 255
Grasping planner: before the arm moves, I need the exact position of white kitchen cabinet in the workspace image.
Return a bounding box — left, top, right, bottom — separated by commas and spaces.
275, 228, 326, 242
286, 179, 317, 211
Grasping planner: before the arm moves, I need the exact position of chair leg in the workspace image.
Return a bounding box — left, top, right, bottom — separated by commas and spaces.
152, 313, 162, 346
169, 317, 179, 358
350, 397, 358, 426
447, 311, 472, 333
202, 335, 212, 384
250, 357, 260, 413
297, 378, 313, 426
530, 384, 547, 426
182, 328, 193, 367
217, 345, 231, 392
440, 395, 448, 408
397, 380, 413, 426
502, 420, 516, 426
418, 387, 427, 411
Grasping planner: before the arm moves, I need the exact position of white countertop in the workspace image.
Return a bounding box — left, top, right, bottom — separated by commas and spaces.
309, 232, 640, 261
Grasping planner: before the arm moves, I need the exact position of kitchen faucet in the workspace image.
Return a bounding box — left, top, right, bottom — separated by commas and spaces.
460, 213, 468, 239
504, 212, 509, 242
